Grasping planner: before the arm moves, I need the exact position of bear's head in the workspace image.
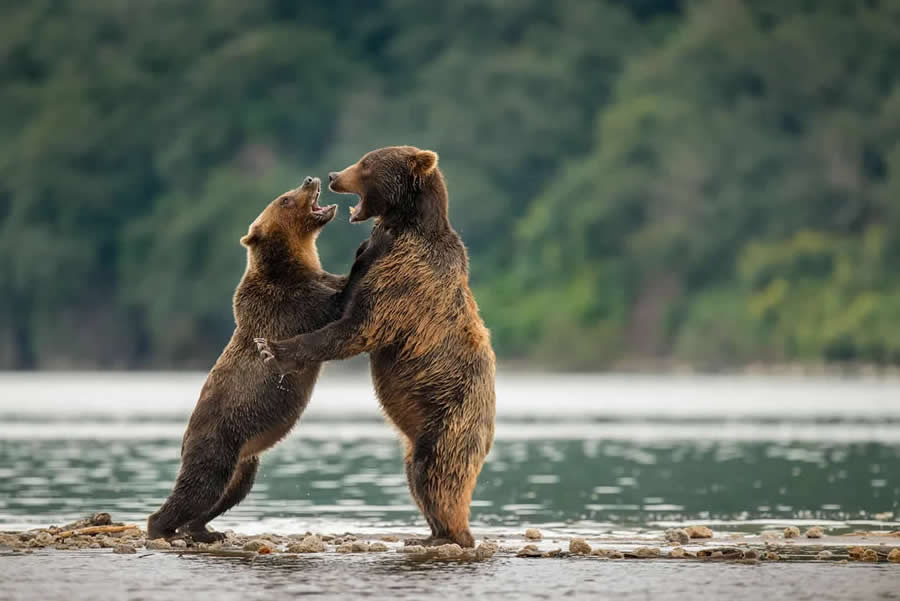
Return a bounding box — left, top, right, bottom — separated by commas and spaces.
328, 145, 444, 225
241, 176, 337, 271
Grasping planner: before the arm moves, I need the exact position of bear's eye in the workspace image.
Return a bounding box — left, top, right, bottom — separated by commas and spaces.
279, 195, 293, 207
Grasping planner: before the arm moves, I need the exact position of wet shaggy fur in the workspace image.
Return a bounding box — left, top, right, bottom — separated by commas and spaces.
146, 178, 344, 542
257, 146, 496, 548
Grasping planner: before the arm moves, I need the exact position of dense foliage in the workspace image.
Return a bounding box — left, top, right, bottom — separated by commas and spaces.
1, 0, 898, 369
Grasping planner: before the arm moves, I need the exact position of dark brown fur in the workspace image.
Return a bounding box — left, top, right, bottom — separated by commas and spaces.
147, 177, 343, 542
257, 147, 496, 548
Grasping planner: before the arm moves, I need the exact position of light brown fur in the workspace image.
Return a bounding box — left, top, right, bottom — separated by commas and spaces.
257, 147, 496, 547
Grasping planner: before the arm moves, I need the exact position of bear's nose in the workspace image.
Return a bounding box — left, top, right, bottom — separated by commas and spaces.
328, 172, 338, 183
303, 176, 313, 186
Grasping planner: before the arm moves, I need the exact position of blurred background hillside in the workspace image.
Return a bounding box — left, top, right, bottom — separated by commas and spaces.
2, 0, 899, 370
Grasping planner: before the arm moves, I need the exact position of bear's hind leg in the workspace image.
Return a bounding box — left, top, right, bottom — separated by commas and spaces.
180, 456, 260, 543
408, 432, 483, 548
147, 439, 239, 541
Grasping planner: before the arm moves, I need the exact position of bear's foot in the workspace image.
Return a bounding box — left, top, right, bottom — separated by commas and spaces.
181, 526, 226, 544
403, 536, 455, 547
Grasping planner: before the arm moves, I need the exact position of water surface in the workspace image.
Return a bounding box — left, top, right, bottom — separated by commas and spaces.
1, 372, 899, 599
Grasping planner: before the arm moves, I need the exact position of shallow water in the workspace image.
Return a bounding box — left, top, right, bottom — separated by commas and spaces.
1, 372, 899, 598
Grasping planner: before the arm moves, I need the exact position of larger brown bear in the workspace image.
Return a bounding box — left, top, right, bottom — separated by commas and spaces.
147, 177, 346, 542
256, 146, 496, 548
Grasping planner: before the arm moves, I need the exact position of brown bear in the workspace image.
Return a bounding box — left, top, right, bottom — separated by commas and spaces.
256, 146, 496, 548
147, 176, 345, 542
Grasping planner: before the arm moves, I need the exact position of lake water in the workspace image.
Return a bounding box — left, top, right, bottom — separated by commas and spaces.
1, 372, 899, 599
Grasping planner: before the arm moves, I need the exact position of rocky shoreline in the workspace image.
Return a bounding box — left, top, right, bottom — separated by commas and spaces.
3, 513, 900, 564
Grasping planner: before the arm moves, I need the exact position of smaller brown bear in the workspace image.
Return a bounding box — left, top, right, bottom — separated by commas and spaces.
147, 177, 343, 542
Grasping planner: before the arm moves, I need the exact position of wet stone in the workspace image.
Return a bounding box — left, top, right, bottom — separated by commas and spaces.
686, 526, 713, 539
286, 535, 326, 553
805, 526, 824, 539
170, 539, 187, 549
243, 539, 269, 552
633, 547, 660, 558
665, 528, 690, 545
887, 548, 900, 563
475, 542, 498, 559
569, 538, 591, 554
434, 543, 464, 559
368, 542, 389, 552
350, 541, 370, 553
146, 539, 171, 550
336, 543, 353, 553
400, 545, 426, 555
525, 528, 542, 540
113, 544, 136, 554
816, 550, 833, 560
669, 547, 686, 559
862, 548, 879, 562
783, 526, 801, 539
517, 544, 543, 558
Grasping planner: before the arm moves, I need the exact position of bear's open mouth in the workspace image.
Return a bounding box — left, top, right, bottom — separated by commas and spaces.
310, 190, 337, 222
349, 197, 365, 223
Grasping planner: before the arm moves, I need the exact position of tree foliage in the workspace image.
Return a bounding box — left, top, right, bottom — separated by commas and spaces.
1, 0, 898, 369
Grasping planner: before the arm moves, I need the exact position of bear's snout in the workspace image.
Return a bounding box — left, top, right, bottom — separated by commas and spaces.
328, 172, 338, 184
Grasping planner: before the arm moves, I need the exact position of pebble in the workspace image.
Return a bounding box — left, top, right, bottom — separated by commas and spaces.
475, 542, 498, 560
764, 551, 779, 560
286, 535, 326, 553
669, 547, 686, 559
634, 547, 660, 558
525, 528, 542, 540
517, 544, 543, 558
400, 545, 426, 554
368, 542, 389, 552
350, 541, 370, 553
434, 543, 464, 559
242, 539, 270, 552
379, 535, 400, 542
146, 538, 171, 550
569, 538, 591, 554
848, 546, 864, 559
336, 543, 353, 553
607, 551, 624, 559
887, 548, 900, 563
664, 528, 690, 545
742, 549, 760, 560
760, 530, 782, 539
805, 526, 824, 539
170, 539, 187, 549
35, 532, 55, 546
862, 548, 879, 562
113, 544, 136, 554
686, 525, 713, 539
783, 526, 801, 539
816, 550, 833, 560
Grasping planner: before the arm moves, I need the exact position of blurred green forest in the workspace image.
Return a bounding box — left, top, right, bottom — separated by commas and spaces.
2, 0, 900, 370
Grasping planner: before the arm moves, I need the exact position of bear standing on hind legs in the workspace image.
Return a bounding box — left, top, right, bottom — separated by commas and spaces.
256, 146, 496, 548
147, 177, 345, 542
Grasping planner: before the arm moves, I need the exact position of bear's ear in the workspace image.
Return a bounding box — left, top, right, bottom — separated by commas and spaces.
240, 225, 262, 247
410, 149, 438, 177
